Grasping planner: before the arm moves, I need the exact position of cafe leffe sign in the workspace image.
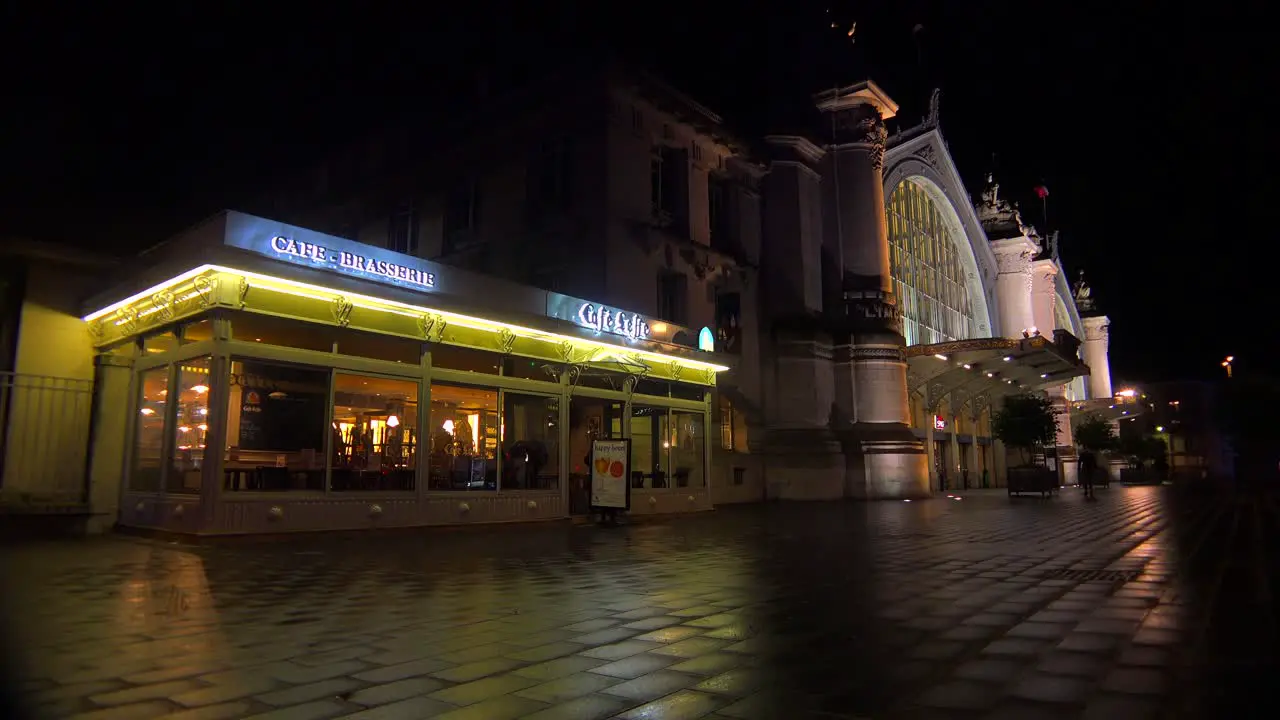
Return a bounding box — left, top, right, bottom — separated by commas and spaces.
576, 302, 650, 340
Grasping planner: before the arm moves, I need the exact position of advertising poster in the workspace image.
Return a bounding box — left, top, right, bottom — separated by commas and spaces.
590, 438, 631, 510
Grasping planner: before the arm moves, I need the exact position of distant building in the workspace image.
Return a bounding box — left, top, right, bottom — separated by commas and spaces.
1122, 381, 1235, 480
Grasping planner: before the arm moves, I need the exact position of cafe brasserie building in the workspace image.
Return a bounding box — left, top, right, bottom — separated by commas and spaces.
85, 211, 727, 535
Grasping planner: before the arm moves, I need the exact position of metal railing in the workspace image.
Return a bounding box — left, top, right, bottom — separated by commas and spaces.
0, 372, 94, 508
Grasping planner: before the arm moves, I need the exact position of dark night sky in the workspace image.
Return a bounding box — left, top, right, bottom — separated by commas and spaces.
0, 2, 1268, 382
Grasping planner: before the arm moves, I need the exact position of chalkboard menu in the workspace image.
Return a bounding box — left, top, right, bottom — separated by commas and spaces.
235, 362, 328, 452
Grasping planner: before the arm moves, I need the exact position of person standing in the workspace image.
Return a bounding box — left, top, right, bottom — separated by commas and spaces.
1080, 449, 1097, 500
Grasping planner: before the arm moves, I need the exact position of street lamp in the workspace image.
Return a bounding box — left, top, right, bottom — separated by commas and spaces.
1222, 355, 1234, 378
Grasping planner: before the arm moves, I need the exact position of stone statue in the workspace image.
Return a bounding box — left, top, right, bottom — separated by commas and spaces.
1073, 269, 1096, 313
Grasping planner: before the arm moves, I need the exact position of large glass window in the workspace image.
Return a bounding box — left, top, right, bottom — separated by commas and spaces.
630, 404, 671, 489
501, 393, 559, 490
428, 384, 499, 490
887, 179, 977, 346
670, 410, 706, 488
224, 360, 329, 491
167, 358, 211, 493
331, 373, 419, 491
130, 367, 169, 491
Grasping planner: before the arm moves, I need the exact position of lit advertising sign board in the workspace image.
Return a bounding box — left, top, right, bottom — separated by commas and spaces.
576, 302, 650, 340
590, 438, 631, 510
546, 292, 660, 343
269, 236, 436, 288
222, 212, 443, 295
933, 415, 946, 431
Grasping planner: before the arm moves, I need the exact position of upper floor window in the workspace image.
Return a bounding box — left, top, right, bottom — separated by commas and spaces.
387, 204, 418, 256
708, 173, 734, 251
657, 271, 688, 326
650, 146, 688, 233
528, 140, 572, 215
444, 181, 480, 254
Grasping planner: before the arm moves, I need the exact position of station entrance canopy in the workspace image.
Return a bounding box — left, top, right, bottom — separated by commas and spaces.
905, 333, 1091, 418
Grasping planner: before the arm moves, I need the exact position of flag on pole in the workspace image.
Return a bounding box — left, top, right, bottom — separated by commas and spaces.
1034, 185, 1050, 199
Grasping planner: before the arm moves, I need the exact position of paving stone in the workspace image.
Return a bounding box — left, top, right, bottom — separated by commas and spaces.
165, 701, 255, 720
429, 694, 547, 720
1102, 668, 1167, 695
668, 652, 745, 676
918, 680, 1000, 710
67, 702, 175, 720
351, 657, 453, 682
600, 670, 700, 701
1081, 692, 1162, 719
428, 673, 539, 706
519, 693, 631, 720
1056, 633, 1122, 653
1035, 650, 1112, 678
516, 672, 622, 703
981, 637, 1050, 657
941, 624, 1000, 641
430, 657, 524, 683
243, 701, 347, 720
509, 654, 605, 682
255, 677, 362, 707
173, 677, 281, 708
618, 689, 727, 719
953, 657, 1024, 683
578, 640, 662, 661
647, 637, 730, 658
345, 676, 447, 706
694, 667, 765, 697
1010, 673, 1094, 703
335, 696, 456, 719
1006, 621, 1074, 640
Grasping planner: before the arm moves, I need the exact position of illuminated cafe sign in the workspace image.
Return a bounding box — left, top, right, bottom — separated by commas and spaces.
270, 236, 436, 288
576, 303, 651, 340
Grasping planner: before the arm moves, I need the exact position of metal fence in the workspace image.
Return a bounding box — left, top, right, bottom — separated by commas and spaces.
0, 372, 94, 507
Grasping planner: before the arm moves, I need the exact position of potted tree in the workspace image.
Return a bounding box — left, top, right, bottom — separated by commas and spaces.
1075, 414, 1118, 487
992, 393, 1059, 497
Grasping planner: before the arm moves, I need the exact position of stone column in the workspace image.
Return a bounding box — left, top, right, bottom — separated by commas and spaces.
990, 238, 1038, 338
1030, 260, 1058, 337
84, 354, 133, 534
761, 325, 846, 500
819, 88, 927, 499
1081, 316, 1113, 400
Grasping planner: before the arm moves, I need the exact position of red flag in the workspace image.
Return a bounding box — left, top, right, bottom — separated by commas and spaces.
1034, 185, 1049, 199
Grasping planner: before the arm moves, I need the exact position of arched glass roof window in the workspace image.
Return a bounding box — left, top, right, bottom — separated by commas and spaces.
886, 179, 977, 346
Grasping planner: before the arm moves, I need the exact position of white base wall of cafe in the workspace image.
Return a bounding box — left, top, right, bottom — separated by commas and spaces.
119, 491, 568, 535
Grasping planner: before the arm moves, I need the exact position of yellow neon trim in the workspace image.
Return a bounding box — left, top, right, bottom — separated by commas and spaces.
85, 265, 731, 373
83, 265, 216, 322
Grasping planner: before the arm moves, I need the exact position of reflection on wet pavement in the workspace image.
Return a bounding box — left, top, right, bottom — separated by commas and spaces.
1, 485, 1276, 719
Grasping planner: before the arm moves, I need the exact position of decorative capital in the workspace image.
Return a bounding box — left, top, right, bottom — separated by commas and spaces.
192, 275, 217, 307
151, 291, 176, 321
237, 277, 251, 309
832, 104, 887, 170
990, 238, 1038, 275
115, 306, 139, 334
417, 313, 447, 343
330, 296, 354, 327
496, 328, 516, 355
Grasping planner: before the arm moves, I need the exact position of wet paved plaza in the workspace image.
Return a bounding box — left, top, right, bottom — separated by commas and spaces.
2, 485, 1276, 719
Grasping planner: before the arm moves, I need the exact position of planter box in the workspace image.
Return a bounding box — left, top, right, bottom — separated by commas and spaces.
1008, 467, 1056, 497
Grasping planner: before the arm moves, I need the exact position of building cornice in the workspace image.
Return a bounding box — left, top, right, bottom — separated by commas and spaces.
763, 135, 826, 165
